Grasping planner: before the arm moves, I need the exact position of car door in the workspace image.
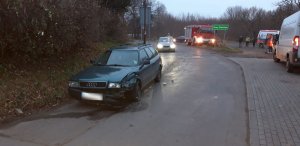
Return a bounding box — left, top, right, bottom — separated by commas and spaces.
144, 47, 157, 79
138, 49, 152, 88
147, 47, 161, 79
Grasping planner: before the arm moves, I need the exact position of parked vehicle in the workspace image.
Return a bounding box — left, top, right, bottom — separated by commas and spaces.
68, 44, 162, 103
257, 30, 280, 48
175, 36, 186, 43
157, 36, 176, 52
274, 11, 300, 73
184, 25, 216, 46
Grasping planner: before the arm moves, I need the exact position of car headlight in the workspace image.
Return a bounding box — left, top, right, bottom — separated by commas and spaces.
157, 43, 163, 49
196, 37, 203, 43
170, 44, 176, 49
69, 81, 79, 87
173, 39, 176, 42
211, 39, 216, 43
108, 83, 121, 88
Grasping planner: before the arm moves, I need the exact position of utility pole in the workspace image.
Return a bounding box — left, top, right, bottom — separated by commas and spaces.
143, 0, 147, 44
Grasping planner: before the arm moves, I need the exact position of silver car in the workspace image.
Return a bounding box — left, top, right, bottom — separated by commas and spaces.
156, 37, 176, 52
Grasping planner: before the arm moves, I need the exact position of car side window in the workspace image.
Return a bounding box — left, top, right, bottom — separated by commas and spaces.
148, 47, 158, 56
139, 49, 149, 63
144, 47, 154, 59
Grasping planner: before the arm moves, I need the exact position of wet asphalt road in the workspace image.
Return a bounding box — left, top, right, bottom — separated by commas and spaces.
0, 44, 248, 146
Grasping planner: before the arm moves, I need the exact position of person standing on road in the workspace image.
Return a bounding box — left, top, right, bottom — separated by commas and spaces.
274, 34, 279, 45
238, 36, 243, 48
245, 36, 250, 47
252, 37, 257, 47
265, 34, 273, 53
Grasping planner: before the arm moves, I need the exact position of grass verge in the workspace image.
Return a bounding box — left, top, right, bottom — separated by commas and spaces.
210, 45, 242, 53
0, 41, 120, 123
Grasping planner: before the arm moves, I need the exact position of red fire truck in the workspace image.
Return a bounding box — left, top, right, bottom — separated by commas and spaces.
184, 25, 216, 46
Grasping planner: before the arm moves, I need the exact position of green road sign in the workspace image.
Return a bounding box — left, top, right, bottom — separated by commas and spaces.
212, 24, 229, 30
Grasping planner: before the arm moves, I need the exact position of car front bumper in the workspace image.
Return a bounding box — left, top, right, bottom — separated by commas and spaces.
68, 87, 133, 103
157, 46, 175, 51
195, 39, 215, 45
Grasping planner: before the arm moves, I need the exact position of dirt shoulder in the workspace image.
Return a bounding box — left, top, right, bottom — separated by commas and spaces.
207, 41, 273, 59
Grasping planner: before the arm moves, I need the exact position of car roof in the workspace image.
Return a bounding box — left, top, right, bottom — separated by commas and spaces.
110, 44, 152, 51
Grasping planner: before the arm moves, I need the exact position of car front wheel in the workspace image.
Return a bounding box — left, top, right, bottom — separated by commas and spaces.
128, 82, 142, 102
154, 68, 162, 82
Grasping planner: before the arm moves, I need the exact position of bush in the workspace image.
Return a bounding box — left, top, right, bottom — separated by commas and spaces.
0, 0, 129, 61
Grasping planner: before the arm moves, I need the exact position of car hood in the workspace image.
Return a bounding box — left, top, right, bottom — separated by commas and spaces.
70, 65, 138, 82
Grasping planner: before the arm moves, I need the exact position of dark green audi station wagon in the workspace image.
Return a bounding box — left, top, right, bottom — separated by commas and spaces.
68, 44, 162, 103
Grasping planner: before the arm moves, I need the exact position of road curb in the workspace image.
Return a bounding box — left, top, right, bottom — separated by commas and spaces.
228, 58, 260, 146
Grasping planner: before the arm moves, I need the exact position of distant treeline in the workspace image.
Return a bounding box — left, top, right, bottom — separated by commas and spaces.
1, 0, 299, 61
128, 0, 300, 41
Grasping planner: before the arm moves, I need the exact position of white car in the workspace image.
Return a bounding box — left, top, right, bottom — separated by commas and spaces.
156, 37, 176, 52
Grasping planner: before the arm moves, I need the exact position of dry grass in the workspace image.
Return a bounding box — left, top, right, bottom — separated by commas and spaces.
0, 41, 120, 122
210, 45, 242, 53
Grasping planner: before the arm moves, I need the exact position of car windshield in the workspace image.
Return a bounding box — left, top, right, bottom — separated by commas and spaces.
198, 28, 213, 33
96, 50, 139, 66
159, 37, 170, 42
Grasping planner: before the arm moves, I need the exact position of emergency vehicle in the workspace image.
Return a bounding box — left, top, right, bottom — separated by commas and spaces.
257, 30, 280, 48
184, 25, 216, 46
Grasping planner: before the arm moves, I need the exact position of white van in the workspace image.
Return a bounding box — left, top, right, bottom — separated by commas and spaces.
274, 11, 300, 72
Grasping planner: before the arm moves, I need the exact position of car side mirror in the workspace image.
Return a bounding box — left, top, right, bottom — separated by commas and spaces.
90, 59, 95, 64
139, 59, 150, 70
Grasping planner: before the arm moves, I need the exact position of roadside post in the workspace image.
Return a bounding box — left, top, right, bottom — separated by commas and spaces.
212, 24, 229, 43
139, 1, 151, 44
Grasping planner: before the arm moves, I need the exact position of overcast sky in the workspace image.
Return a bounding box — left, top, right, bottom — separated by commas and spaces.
158, 0, 281, 18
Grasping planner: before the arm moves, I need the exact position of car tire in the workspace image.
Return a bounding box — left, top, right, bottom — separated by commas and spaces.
154, 68, 162, 82
128, 82, 142, 102
286, 57, 293, 73
273, 51, 280, 63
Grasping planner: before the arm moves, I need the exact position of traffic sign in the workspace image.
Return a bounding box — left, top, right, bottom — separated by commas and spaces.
139, 6, 151, 26
212, 24, 229, 30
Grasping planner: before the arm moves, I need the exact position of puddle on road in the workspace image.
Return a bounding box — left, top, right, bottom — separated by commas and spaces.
0, 87, 156, 129
123, 101, 149, 113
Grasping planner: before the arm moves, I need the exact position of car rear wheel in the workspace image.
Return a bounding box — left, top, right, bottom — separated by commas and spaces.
128, 82, 142, 102
273, 51, 280, 63
286, 57, 293, 73
154, 68, 162, 82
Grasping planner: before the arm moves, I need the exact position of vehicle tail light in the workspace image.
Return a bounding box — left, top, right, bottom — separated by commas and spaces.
293, 36, 299, 52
